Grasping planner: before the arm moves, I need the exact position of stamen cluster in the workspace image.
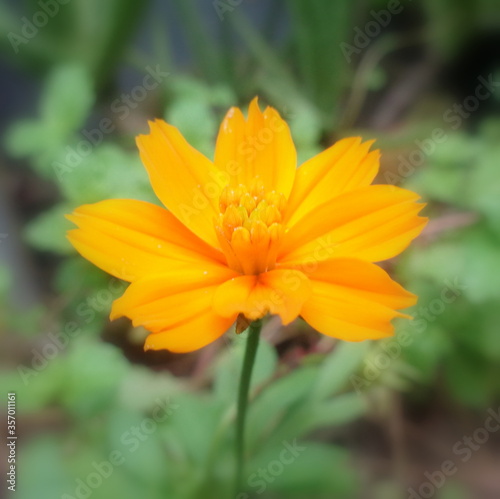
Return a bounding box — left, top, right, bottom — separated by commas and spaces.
215, 180, 286, 274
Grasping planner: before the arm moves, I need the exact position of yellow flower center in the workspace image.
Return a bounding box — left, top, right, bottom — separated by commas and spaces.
215, 180, 286, 275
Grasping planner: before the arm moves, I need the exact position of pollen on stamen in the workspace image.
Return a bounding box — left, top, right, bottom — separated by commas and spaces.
214, 181, 287, 275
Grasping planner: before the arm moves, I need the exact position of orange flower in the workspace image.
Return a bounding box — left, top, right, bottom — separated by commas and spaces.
67, 98, 427, 353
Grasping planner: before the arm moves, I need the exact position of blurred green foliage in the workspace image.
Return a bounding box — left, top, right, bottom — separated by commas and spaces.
1, 0, 500, 498
1, 333, 366, 498
399, 121, 500, 408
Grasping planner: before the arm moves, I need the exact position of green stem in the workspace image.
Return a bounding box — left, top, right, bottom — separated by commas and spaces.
234, 320, 262, 495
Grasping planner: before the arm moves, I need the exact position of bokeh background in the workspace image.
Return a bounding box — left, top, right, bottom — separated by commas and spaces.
1, 1, 500, 498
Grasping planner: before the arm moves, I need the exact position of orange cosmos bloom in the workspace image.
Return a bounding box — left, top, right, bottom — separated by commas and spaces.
66, 98, 427, 353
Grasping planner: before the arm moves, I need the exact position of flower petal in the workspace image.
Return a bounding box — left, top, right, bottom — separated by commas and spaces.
213, 269, 311, 324
136, 120, 226, 248
214, 98, 296, 197
300, 258, 417, 341
143, 314, 235, 353
66, 199, 224, 281
111, 266, 238, 353
279, 185, 427, 264
285, 137, 379, 226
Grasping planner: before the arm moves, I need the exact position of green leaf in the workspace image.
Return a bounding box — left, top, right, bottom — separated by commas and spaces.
24, 203, 74, 254
54, 257, 111, 296
67, 420, 168, 499
289, 103, 323, 164
409, 124, 500, 232
104, 408, 170, 486
60, 338, 129, 418
406, 224, 500, 303
444, 349, 493, 408
118, 367, 182, 413
408, 133, 473, 207
401, 324, 450, 383
40, 64, 94, 135
247, 442, 357, 497
4, 121, 50, 158
4, 63, 94, 177
467, 125, 500, 230
160, 391, 220, 465
0, 358, 66, 414
311, 341, 371, 401
457, 227, 500, 303
474, 305, 500, 361
17, 436, 73, 499
165, 77, 234, 158
5, 120, 62, 176
309, 393, 367, 429
288, 0, 353, 115
167, 97, 216, 156
57, 143, 155, 204
248, 366, 319, 446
